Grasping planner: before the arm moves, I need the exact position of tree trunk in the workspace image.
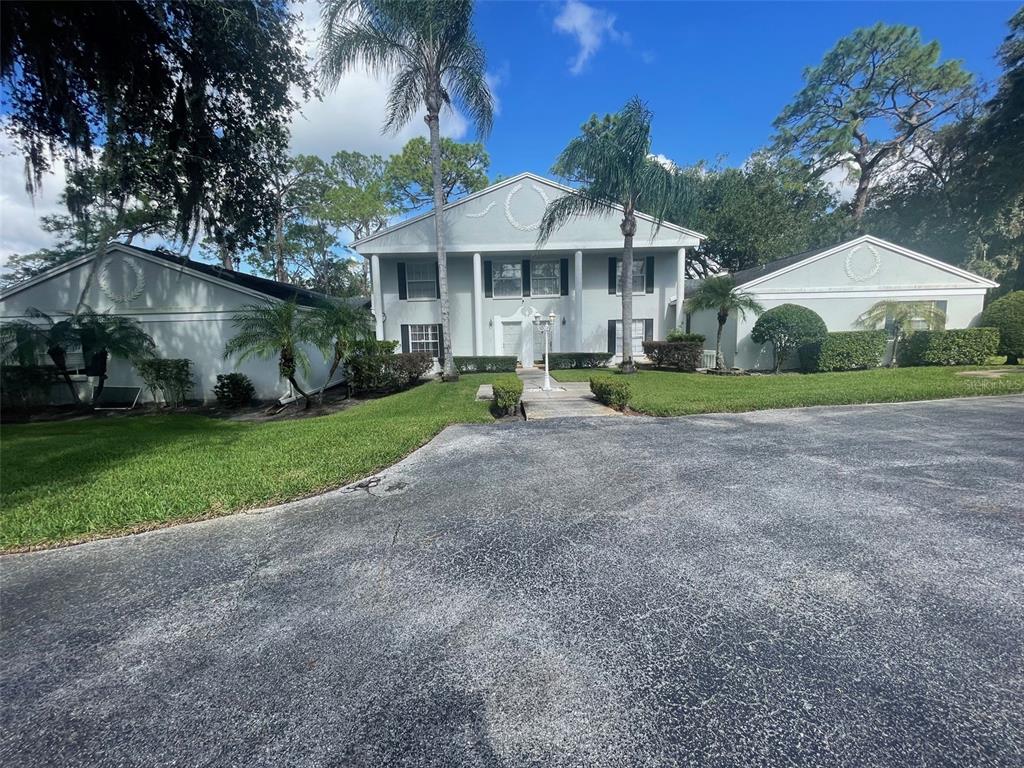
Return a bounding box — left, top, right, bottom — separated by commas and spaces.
852, 164, 873, 222
275, 209, 287, 283
90, 350, 109, 405
889, 331, 900, 368
47, 346, 81, 404
620, 215, 637, 374
773, 343, 782, 373
279, 346, 311, 409
319, 347, 343, 405
715, 312, 727, 370
425, 107, 457, 381
289, 376, 312, 409
219, 243, 233, 271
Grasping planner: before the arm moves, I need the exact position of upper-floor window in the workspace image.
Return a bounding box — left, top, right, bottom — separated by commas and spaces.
616, 256, 646, 294
531, 260, 561, 297
492, 260, 523, 298
405, 261, 437, 300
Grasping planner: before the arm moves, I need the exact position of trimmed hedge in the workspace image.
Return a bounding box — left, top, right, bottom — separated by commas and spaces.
454, 356, 517, 373
980, 291, 1023, 363
800, 331, 887, 372
491, 375, 523, 416
590, 374, 631, 409
349, 351, 433, 393
897, 328, 1000, 367
666, 329, 705, 344
641, 341, 702, 371
548, 352, 612, 369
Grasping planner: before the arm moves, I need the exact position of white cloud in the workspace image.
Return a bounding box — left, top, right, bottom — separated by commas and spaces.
820, 163, 857, 203
648, 153, 678, 172
553, 0, 624, 75
0, 137, 66, 265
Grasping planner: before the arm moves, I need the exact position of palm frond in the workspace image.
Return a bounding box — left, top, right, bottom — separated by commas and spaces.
536, 192, 613, 246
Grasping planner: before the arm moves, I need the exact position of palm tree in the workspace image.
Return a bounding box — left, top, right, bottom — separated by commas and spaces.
319, 0, 494, 381
857, 300, 946, 367
686, 276, 764, 370
74, 308, 156, 403
308, 300, 374, 403
537, 98, 692, 373
224, 300, 316, 408
2, 309, 85, 403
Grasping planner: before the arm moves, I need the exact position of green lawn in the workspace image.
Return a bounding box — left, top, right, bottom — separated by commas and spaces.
1, 375, 496, 551
555, 366, 1024, 417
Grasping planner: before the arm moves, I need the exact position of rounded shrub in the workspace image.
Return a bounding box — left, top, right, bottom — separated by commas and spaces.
213, 373, 256, 408
590, 375, 631, 410
980, 291, 1024, 364
750, 304, 827, 371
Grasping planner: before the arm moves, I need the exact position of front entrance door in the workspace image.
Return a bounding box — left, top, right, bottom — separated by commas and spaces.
502, 322, 524, 364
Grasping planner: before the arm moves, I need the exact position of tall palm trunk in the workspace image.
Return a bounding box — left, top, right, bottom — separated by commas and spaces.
426, 102, 457, 380
889, 326, 902, 368
715, 311, 728, 370
620, 213, 637, 374
91, 349, 110, 404
275, 209, 287, 283
48, 346, 81, 404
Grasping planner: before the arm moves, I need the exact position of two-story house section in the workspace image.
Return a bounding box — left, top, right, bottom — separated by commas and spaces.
351, 172, 705, 367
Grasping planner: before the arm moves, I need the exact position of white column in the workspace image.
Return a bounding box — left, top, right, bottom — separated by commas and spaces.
370, 254, 384, 340
472, 252, 484, 355
675, 247, 687, 330
574, 249, 584, 351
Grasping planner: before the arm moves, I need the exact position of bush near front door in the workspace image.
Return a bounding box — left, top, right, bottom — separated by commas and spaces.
454, 356, 517, 373
641, 341, 702, 371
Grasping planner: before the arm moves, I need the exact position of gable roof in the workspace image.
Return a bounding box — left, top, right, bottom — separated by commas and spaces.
731, 235, 998, 290
350, 171, 706, 250
0, 243, 370, 309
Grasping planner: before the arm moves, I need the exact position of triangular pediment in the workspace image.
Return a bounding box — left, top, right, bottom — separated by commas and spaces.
351, 172, 704, 255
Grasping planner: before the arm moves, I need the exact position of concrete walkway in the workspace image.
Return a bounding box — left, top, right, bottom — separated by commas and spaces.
516, 368, 619, 419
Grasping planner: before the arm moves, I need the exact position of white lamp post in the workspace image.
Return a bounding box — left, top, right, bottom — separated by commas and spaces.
532, 311, 557, 391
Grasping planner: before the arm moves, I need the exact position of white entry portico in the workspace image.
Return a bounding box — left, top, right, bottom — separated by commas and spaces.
352, 172, 704, 367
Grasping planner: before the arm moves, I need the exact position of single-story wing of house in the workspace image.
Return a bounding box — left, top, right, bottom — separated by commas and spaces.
686, 234, 1000, 370
351, 173, 998, 369
0, 243, 365, 403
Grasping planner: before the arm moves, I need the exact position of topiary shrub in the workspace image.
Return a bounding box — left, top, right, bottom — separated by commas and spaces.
213, 373, 256, 408
547, 352, 613, 369
491, 375, 523, 416
750, 304, 828, 371
897, 328, 1000, 367
590, 374, 631, 410
980, 291, 1023, 364
349, 351, 433, 393
800, 331, 887, 372
454, 356, 517, 373
666, 329, 705, 344
137, 358, 194, 406
641, 341, 702, 371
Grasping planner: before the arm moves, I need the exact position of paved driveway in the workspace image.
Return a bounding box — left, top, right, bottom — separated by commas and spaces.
3, 397, 1023, 767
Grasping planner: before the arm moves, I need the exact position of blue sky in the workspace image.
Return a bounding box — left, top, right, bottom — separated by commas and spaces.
473, 1, 1017, 176
1, 1, 1017, 262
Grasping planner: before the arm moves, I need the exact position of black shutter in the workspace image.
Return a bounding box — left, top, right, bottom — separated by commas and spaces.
436, 323, 444, 359
560, 258, 569, 296
400, 324, 410, 353
522, 259, 531, 297
434, 261, 441, 298
608, 320, 616, 354
397, 262, 407, 300
484, 261, 493, 298
608, 257, 617, 294
643, 319, 654, 341
645, 256, 655, 293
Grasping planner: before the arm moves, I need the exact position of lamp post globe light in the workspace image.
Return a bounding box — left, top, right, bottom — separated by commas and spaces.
532, 311, 557, 391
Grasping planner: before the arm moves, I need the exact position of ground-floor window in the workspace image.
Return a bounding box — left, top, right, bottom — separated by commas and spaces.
408, 324, 440, 356
885, 300, 948, 332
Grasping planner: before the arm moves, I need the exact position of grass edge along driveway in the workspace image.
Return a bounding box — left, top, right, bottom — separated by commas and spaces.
554, 365, 1024, 416
1, 375, 496, 552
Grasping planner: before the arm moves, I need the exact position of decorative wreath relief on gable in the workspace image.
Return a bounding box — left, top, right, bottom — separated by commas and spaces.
464, 182, 552, 231
99, 256, 145, 303
844, 242, 881, 282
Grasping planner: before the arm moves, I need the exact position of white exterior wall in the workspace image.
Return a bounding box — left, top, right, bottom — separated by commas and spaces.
374, 249, 684, 363
0, 247, 332, 402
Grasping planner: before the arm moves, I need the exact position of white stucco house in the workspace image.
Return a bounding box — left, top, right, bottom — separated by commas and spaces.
0, 243, 363, 402
353, 172, 704, 365
687, 235, 1000, 370
353, 173, 998, 369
